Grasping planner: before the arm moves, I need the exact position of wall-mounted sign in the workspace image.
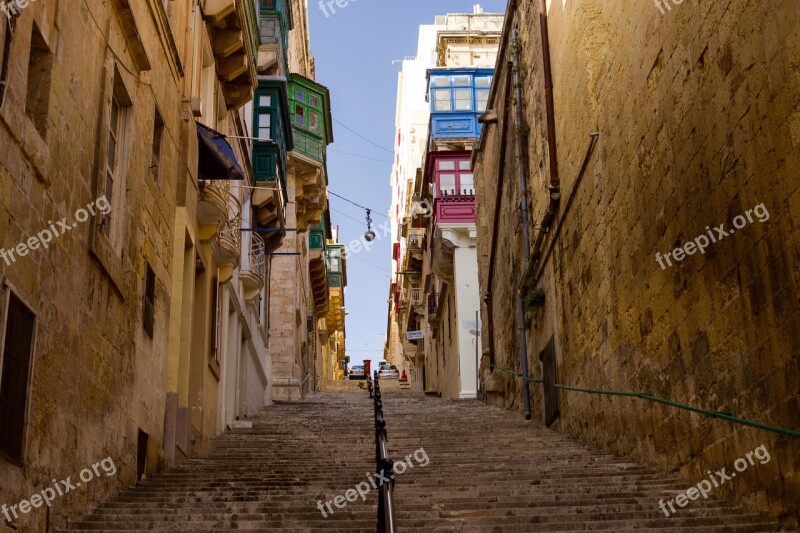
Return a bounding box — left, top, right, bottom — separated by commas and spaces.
406, 330, 424, 341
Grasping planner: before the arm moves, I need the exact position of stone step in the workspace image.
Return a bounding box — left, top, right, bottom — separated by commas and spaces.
60, 384, 779, 532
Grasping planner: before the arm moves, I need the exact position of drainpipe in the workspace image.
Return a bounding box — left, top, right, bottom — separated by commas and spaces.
483, 64, 513, 367
511, 29, 532, 420
513, 0, 562, 420
521, 0, 562, 288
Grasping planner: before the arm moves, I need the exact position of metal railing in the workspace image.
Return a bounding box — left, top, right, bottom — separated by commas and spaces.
367, 372, 396, 533
410, 287, 422, 306
242, 230, 267, 283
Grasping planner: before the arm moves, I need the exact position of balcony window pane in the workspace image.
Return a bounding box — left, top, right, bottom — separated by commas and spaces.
460, 173, 474, 194
433, 89, 451, 111
309, 95, 320, 108
258, 95, 271, 107
476, 89, 489, 112
475, 76, 492, 87
258, 113, 271, 139
454, 89, 472, 110
439, 173, 455, 195
309, 111, 319, 133
431, 76, 449, 87
438, 160, 455, 170
452, 75, 470, 86
295, 89, 306, 102
294, 105, 305, 126
458, 160, 470, 170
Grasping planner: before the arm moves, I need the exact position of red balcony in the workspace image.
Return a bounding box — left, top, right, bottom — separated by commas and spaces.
435, 193, 476, 225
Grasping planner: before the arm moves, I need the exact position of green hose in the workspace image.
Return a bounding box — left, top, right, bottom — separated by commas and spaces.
490, 363, 800, 439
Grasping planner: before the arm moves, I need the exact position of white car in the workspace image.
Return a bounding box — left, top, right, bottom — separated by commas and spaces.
378, 365, 400, 379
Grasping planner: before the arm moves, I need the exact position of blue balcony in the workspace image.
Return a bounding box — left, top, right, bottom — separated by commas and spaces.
427, 68, 493, 142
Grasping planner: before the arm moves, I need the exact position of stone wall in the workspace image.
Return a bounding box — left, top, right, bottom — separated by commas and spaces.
476, 0, 800, 524
0, 0, 187, 529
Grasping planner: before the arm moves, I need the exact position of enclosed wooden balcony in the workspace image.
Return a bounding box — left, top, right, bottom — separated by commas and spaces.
202, 0, 259, 109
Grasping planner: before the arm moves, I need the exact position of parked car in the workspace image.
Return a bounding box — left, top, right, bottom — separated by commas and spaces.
378, 365, 400, 379
349, 365, 366, 380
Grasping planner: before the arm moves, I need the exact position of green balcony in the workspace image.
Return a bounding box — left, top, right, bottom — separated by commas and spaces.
288, 74, 333, 164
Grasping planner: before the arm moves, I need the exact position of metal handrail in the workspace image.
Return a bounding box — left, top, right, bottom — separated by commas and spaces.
368, 372, 396, 533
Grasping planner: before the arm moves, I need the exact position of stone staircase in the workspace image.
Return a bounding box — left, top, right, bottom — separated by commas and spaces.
60, 381, 779, 532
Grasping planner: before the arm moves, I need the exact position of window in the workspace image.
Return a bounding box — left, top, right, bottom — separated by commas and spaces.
258, 112, 271, 140
294, 88, 305, 102
327, 250, 340, 272
436, 158, 473, 197
476, 89, 489, 112
0, 16, 14, 108
0, 291, 36, 464
103, 70, 131, 242
210, 277, 219, 362
454, 88, 472, 111
25, 23, 53, 137
430, 76, 449, 87
294, 104, 305, 127
151, 107, 164, 182
143, 263, 155, 338
460, 173, 474, 194
439, 174, 455, 196
433, 89, 451, 111
309, 95, 320, 108
255, 92, 272, 141
309, 111, 319, 133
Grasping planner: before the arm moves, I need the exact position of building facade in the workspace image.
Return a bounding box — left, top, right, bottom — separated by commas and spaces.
474, 0, 800, 522
0, 0, 343, 529
386, 6, 502, 399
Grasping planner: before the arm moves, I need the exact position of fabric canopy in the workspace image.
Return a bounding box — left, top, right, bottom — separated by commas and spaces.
197, 122, 245, 181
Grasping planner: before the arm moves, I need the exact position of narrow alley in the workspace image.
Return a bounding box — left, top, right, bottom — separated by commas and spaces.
1, 0, 798, 531
61, 381, 777, 531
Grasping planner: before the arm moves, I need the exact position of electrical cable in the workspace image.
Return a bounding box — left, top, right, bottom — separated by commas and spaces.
333, 117, 394, 154
329, 191, 389, 218
329, 148, 394, 164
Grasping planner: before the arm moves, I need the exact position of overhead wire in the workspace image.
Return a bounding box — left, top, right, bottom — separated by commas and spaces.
329, 148, 394, 164
333, 117, 395, 154
329, 191, 389, 218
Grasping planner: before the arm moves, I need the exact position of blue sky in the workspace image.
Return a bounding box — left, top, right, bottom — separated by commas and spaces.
310, 0, 506, 372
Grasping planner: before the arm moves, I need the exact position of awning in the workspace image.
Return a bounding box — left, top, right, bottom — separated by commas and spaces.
197, 122, 245, 181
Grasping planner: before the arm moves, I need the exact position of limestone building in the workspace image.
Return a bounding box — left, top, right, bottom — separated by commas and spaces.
474, 0, 800, 521
386, 5, 502, 399
0, 0, 342, 529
